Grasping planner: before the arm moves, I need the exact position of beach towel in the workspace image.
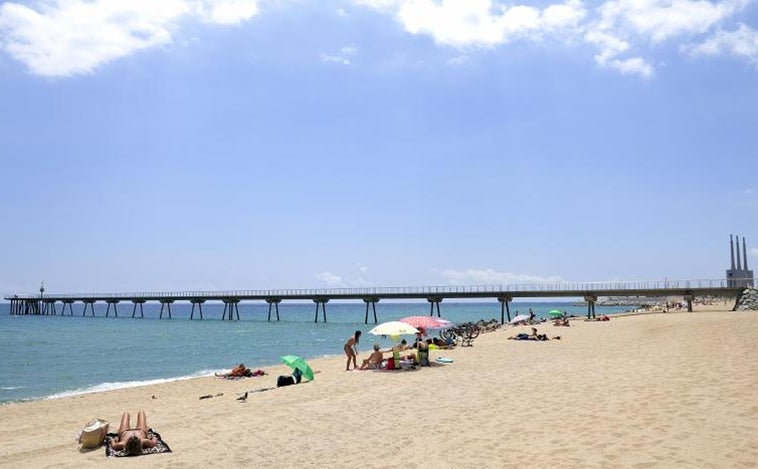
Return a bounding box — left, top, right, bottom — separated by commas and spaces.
104, 429, 172, 457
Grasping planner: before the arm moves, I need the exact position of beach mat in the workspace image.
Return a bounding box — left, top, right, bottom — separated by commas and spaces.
104, 429, 172, 457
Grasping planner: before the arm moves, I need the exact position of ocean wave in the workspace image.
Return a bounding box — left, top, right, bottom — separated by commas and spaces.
1, 386, 25, 391
44, 370, 220, 400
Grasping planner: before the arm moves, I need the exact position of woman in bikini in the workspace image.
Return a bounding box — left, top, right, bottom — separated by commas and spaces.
110, 411, 158, 455
344, 330, 361, 371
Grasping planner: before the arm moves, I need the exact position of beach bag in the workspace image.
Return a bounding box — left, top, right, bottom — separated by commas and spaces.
78, 419, 109, 449
277, 375, 295, 387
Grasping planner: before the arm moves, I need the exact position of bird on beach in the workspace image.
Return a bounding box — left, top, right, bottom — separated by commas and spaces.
236, 391, 248, 402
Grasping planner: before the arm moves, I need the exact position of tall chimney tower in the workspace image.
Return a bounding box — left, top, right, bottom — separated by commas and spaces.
728, 235, 755, 288
743, 237, 749, 270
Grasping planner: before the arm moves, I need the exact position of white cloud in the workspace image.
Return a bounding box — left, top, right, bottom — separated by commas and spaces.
606, 56, 654, 78
0, 0, 261, 77
321, 45, 357, 65
685, 23, 758, 66
393, 0, 586, 48
585, 28, 630, 62
583, 0, 747, 76
594, 0, 744, 43
194, 0, 260, 25
2, 0, 756, 79
745, 188, 756, 195
447, 54, 469, 65
751, 247, 758, 257
315, 265, 370, 288
440, 268, 565, 285
354, 0, 755, 77
316, 272, 344, 286
353, 0, 403, 11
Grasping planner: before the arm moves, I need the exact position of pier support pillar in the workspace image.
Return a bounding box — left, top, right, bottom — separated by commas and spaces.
131, 300, 145, 318
105, 300, 120, 318
266, 298, 281, 322
190, 299, 206, 320
23, 300, 40, 315
41, 300, 57, 316
683, 294, 694, 312
427, 297, 443, 317
62, 300, 74, 316
497, 296, 513, 324
222, 299, 240, 321
584, 294, 597, 319
160, 300, 175, 319
363, 298, 380, 324
313, 298, 329, 323
82, 300, 96, 317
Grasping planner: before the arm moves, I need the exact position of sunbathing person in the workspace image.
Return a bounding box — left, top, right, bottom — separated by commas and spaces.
216, 363, 252, 378
360, 344, 385, 370
431, 337, 455, 349
509, 327, 550, 341
110, 411, 157, 455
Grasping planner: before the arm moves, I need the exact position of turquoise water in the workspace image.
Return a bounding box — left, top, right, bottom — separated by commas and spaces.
0, 300, 623, 404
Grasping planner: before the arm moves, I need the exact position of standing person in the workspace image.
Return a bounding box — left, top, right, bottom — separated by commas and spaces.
344, 330, 361, 371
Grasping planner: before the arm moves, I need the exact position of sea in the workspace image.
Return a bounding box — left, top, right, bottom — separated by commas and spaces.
0, 300, 624, 405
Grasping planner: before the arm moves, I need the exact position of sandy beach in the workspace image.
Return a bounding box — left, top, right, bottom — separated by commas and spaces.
1, 304, 756, 469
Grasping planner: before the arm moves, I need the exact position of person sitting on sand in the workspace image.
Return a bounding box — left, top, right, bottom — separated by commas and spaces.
110, 411, 157, 455
360, 343, 385, 370
393, 339, 417, 362
553, 317, 570, 327
344, 330, 362, 371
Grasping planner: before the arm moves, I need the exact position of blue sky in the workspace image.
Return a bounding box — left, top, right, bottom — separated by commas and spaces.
1, 0, 757, 295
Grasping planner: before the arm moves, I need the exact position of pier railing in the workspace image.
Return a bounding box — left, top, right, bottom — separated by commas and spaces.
4, 278, 746, 301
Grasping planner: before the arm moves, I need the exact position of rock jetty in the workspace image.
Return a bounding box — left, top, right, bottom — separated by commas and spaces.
735, 288, 758, 311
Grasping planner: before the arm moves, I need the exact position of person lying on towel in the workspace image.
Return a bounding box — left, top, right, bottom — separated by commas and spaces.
110, 411, 158, 455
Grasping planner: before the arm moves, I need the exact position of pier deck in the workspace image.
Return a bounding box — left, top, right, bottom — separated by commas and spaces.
4, 278, 750, 323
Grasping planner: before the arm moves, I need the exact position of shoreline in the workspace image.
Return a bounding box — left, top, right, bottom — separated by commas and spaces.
2, 305, 756, 468
0, 302, 737, 406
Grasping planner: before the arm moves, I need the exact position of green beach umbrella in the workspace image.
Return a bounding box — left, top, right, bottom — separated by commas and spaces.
548, 310, 564, 317
280, 355, 314, 381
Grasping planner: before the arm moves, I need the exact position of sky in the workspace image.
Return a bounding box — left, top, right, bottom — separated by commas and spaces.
1, 0, 757, 296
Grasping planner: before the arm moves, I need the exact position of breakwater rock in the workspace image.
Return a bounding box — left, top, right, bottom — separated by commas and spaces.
735, 288, 758, 311
595, 296, 669, 307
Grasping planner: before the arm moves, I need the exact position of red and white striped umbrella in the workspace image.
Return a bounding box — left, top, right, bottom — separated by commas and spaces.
399, 316, 453, 331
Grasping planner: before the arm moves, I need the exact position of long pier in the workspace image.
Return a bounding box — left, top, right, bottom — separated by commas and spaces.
4, 278, 751, 324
